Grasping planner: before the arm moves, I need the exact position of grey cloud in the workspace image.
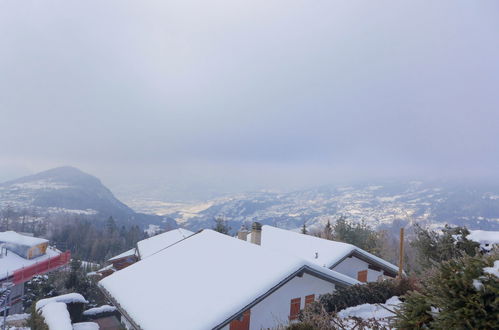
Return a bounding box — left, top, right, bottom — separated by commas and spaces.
1, 0, 498, 198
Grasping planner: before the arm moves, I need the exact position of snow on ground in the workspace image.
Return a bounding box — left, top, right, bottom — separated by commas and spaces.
0, 313, 30, 330
144, 224, 161, 236
83, 305, 117, 316
40, 302, 72, 330
472, 260, 498, 291
11, 180, 69, 190
46, 207, 98, 215
337, 296, 402, 320
2, 314, 30, 322
483, 260, 499, 277
36, 293, 88, 310
72, 322, 99, 330
468, 230, 499, 251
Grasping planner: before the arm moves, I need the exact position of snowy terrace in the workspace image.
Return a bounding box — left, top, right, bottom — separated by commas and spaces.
0, 231, 70, 283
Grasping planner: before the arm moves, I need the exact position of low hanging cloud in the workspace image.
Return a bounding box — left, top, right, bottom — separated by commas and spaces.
1, 0, 498, 197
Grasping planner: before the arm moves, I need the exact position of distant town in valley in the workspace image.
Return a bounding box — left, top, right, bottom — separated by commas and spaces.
1, 0, 498, 329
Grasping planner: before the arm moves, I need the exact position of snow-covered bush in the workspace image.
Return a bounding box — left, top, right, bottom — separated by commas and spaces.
393, 252, 499, 329
411, 225, 481, 270
318, 277, 414, 313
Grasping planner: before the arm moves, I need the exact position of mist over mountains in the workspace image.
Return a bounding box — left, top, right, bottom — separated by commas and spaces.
0, 166, 177, 229
1, 167, 498, 234
127, 180, 499, 233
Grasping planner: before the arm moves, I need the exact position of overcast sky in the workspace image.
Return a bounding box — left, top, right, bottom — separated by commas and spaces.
1, 0, 498, 200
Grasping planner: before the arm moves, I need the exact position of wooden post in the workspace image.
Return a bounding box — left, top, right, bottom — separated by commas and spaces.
398, 227, 404, 277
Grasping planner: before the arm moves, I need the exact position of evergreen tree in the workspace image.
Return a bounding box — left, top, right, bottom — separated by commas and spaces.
394, 252, 498, 329
411, 224, 480, 269
106, 216, 117, 235
319, 216, 381, 255
213, 216, 231, 235
320, 220, 333, 240
301, 222, 308, 235
65, 259, 89, 294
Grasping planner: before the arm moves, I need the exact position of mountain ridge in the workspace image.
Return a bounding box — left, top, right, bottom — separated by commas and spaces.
126, 180, 499, 233
0, 166, 177, 229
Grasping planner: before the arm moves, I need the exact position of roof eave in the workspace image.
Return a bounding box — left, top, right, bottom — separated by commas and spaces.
214, 265, 352, 329
328, 249, 399, 276
98, 283, 142, 330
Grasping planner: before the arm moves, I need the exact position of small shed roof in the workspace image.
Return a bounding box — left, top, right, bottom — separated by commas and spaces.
40, 302, 72, 330
108, 248, 136, 262
100, 230, 356, 330
136, 228, 194, 259
260, 225, 399, 273
0, 231, 48, 247
36, 292, 89, 310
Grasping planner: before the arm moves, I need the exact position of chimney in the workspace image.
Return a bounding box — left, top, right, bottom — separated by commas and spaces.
250, 222, 262, 245
237, 225, 250, 241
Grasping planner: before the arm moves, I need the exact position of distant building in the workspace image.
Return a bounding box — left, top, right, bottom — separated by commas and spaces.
244, 224, 399, 282
0, 231, 70, 315
99, 230, 357, 330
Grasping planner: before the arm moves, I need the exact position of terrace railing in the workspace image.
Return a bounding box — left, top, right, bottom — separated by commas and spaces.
11, 251, 71, 284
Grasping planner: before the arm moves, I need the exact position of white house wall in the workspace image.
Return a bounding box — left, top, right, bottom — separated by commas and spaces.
332, 256, 383, 282
247, 273, 335, 330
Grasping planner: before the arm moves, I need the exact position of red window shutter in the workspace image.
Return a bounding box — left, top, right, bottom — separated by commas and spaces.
289, 298, 301, 320
305, 294, 315, 306
357, 270, 368, 283
230, 309, 250, 330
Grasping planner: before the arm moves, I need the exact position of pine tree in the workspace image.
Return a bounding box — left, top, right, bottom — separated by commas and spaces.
411, 224, 480, 269
301, 223, 308, 235
213, 216, 231, 235
393, 252, 499, 329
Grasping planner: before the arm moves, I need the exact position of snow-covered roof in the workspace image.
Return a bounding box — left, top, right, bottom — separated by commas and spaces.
83, 304, 117, 316
0, 246, 61, 280
468, 230, 499, 251
108, 248, 136, 262
99, 230, 357, 330
0, 231, 48, 247
136, 228, 194, 259
36, 293, 89, 311
40, 302, 72, 330
260, 225, 399, 273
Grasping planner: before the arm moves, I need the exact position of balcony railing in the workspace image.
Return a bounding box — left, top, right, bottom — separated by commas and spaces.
8, 251, 71, 285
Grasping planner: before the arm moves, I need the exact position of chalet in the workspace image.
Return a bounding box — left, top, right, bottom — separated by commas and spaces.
98, 230, 358, 330
90, 228, 194, 278
244, 223, 399, 282
0, 231, 70, 315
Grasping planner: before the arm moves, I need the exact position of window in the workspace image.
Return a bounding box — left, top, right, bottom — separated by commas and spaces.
357, 270, 368, 282
289, 297, 301, 320
305, 294, 315, 306
230, 309, 250, 330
